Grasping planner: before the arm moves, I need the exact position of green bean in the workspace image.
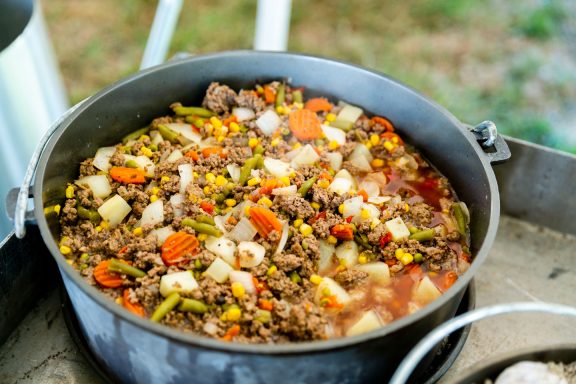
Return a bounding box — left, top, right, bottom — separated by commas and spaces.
452, 203, 467, 236
414, 253, 424, 264
178, 298, 208, 314
196, 214, 215, 226
172, 106, 215, 117
354, 233, 372, 249
409, 228, 436, 242
255, 153, 264, 169
254, 309, 271, 323
108, 259, 146, 278
185, 115, 206, 128
148, 143, 158, 152
122, 127, 149, 144
194, 259, 202, 269
292, 89, 303, 104
298, 176, 318, 197
290, 271, 302, 284
151, 292, 181, 322
157, 124, 179, 144
253, 145, 265, 156
77, 206, 101, 223
125, 160, 139, 168
275, 83, 285, 108
181, 219, 222, 237
239, 156, 259, 186
330, 118, 354, 131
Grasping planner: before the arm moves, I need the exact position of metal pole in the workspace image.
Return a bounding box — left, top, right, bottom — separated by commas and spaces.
254, 0, 292, 51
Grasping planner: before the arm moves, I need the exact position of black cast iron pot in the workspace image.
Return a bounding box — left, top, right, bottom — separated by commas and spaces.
19, 51, 508, 383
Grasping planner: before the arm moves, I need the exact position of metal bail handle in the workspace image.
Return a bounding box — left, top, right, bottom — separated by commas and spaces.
469, 121, 511, 165
389, 302, 576, 384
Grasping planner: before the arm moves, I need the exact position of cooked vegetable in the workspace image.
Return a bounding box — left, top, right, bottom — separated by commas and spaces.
289, 109, 322, 140
298, 176, 318, 197
304, 97, 332, 112
181, 219, 222, 237
122, 289, 145, 317
93, 260, 123, 288
275, 83, 285, 107
75, 175, 112, 199
228, 217, 258, 243
159, 271, 198, 297
97, 194, 132, 228
249, 207, 283, 238
151, 292, 181, 322
346, 310, 382, 337
409, 228, 435, 242
110, 167, 146, 184
172, 105, 215, 117
77, 206, 101, 223
412, 276, 442, 305
204, 236, 237, 266
92, 146, 116, 171
178, 298, 208, 314
256, 110, 281, 136
108, 259, 146, 278
205, 257, 234, 283
161, 232, 199, 266
384, 217, 411, 241
237, 241, 265, 268
140, 199, 164, 227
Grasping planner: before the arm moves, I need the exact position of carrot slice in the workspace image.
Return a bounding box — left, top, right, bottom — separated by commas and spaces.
263, 86, 276, 104
221, 324, 241, 341
201, 147, 226, 158
223, 115, 237, 127
200, 201, 215, 215
288, 109, 323, 141
161, 232, 199, 266
185, 150, 199, 161
330, 224, 354, 241
441, 271, 458, 291
371, 116, 395, 132
304, 97, 333, 113
249, 207, 283, 238
109, 167, 146, 184
357, 189, 369, 202
259, 179, 282, 195
258, 299, 274, 311
94, 260, 123, 288
122, 289, 145, 317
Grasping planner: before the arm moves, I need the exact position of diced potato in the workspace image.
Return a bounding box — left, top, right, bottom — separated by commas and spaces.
229, 270, 256, 294
335, 241, 359, 268
150, 226, 175, 245
75, 175, 112, 199
337, 103, 363, 124
342, 196, 363, 221
166, 149, 183, 162
159, 271, 198, 297
237, 241, 265, 268
354, 262, 390, 286
92, 146, 116, 172
333, 169, 356, 187
291, 144, 320, 168
345, 310, 382, 337
384, 217, 411, 241
321, 124, 346, 145
205, 257, 233, 283
314, 277, 352, 310
325, 152, 343, 171
318, 240, 335, 274
178, 164, 193, 194
204, 236, 237, 266
97, 194, 131, 228
169, 193, 185, 217
140, 199, 164, 227
328, 178, 352, 196
264, 157, 292, 178
412, 276, 442, 305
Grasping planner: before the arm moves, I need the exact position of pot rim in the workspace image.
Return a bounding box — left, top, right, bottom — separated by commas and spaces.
34, 50, 500, 355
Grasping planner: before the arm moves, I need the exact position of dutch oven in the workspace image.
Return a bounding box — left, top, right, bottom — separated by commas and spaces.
11, 51, 510, 383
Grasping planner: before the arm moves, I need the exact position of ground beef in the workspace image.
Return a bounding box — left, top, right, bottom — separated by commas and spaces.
334, 269, 369, 289
272, 252, 302, 272
273, 194, 315, 219
202, 82, 237, 113
235, 89, 266, 112
410, 203, 434, 226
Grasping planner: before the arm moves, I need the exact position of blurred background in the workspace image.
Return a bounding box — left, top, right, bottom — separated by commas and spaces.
42, 0, 576, 151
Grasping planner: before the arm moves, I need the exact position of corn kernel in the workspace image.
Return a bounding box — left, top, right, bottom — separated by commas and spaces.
371, 158, 385, 168
317, 179, 330, 189
222, 206, 232, 214
195, 233, 207, 242
141, 147, 153, 157
100, 220, 109, 229
279, 176, 290, 186
244, 205, 252, 215
256, 85, 264, 94
370, 134, 380, 146
160, 176, 171, 183
328, 140, 340, 150
267, 265, 278, 276
53, 204, 61, 215
247, 177, 261, 187
299, 223, 313, 236
203, 186, 211, 195
258, 197, 273, 207
231, 282, 245, 298
59, 236, 70, 246
292, 142, 301, 150
294, 102, 304, 110
360, 208, 371, 220
217, 135, 225, 142
189, 194, 198, 203
289, 171, 297, 178
404, 203, 410, 212
384, 141, 394, 152
271, 138, 281, 147
400, 253, 414, 265
248, 138, 259, 148
133, 227, 143, 236
65, 185, 75, 199
139, 134, 150, 142
276, 106, 285, 114
358, 255, 367, 264
226, 307, 242, 322
205, 173, 216, 183
442, 208, 449, 214
392, 136, 399, 144
310, 202, 321, 210
215, 175, 228, 187
151, 186, 160, 195
150, 195, 159, 203
338, 204, 345, 214
60, 245, 71, 255
327, 235, 338, 245
95, 226, 102, 232
310, 274, 323, 285
115, 297, 123, 305
230, 121, 240, 132
225, 199, 237, 207
293, 219, 303, 228
365, 142, 373, 150
326, 113, 337, 122
395, 248, 405, 259
210, 116, 222, 130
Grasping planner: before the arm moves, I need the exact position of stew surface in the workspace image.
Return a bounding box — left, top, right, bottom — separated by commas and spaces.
55, 80, 471, 343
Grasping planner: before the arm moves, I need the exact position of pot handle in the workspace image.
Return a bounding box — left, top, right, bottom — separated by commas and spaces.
468, 121, 511, 165
388, 302, 576, 384
10, 101, 87, 239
